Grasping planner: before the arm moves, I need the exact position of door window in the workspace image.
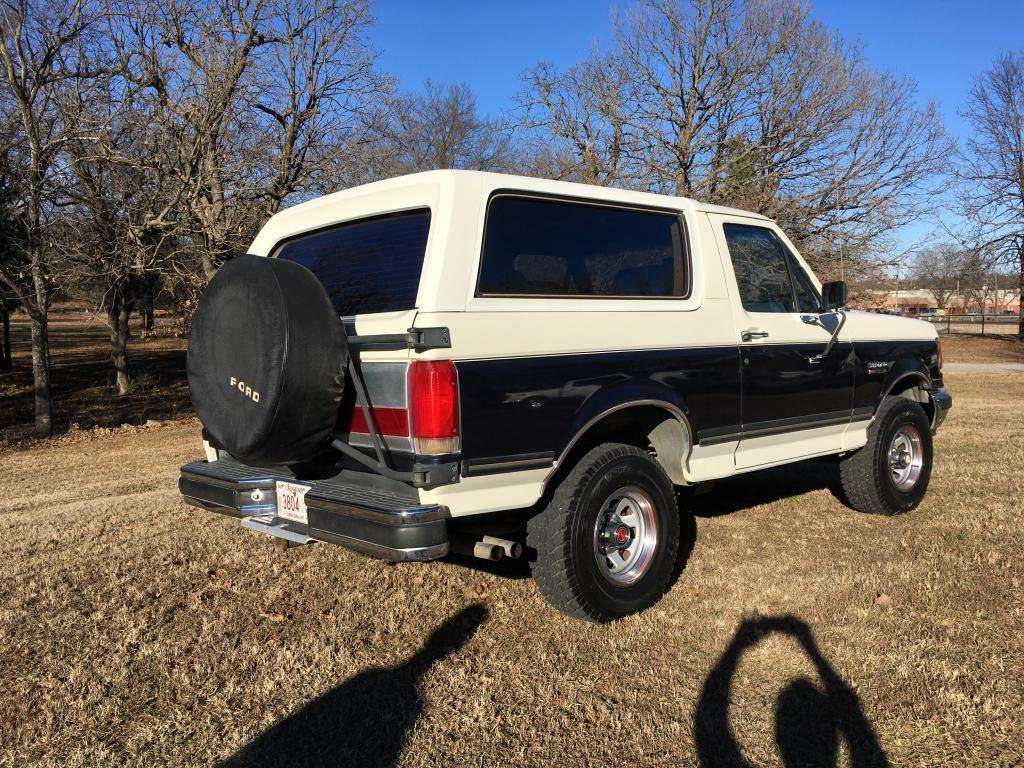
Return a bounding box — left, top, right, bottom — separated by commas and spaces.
788, 257, 822, 313
723, 223, 795, 313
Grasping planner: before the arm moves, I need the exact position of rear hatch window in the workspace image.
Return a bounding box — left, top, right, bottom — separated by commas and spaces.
272, 208, 431, 316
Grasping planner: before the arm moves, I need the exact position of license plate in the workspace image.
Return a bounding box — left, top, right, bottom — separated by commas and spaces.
276, 481, 311, 525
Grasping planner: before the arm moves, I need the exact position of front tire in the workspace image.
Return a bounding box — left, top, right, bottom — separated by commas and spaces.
527, 443, 680, 622
839, 397, 933, 515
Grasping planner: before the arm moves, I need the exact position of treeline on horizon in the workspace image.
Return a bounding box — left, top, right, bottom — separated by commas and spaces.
1, 0, 1022, 435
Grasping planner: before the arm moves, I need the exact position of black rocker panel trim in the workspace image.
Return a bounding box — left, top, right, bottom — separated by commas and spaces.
742, 409, 854, 438
697, 409, 874, 446
462, 452, 556, 477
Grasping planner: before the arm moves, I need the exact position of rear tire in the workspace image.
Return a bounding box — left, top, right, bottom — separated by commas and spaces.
527, 443, 680, 622
839, 397, 933, 515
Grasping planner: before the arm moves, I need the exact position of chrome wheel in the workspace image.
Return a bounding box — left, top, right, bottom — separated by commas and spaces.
593, 485, 658, 586
889, 425, 924, 491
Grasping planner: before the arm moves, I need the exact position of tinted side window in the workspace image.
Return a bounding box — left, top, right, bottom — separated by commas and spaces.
788, 255, 822, 313
723, 224, 795, 313
478, 196, 687, 297
274, 209, 430, 316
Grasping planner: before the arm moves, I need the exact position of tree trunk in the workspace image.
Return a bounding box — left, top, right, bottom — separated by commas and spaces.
29, 314, 52, 434
137, 273, 155, 336
1018, 243, 1023, 341
1, 308, 10, 371
108, 298, 133, 395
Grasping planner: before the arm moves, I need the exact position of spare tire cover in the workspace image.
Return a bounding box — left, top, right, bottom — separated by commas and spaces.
187, 255, 348, 466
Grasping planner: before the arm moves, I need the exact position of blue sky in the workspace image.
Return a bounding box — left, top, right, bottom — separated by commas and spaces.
370, 0, 1024, 138
369, 0, 1024, 252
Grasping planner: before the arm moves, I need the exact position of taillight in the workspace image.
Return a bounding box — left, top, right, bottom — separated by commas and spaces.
936, 337, 944, 370
408, 360, 459, 455
343, 406, 410, 437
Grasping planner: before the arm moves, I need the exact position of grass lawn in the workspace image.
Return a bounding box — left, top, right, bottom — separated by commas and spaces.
938, 332, 1024, 363
1, 367, 1021, 767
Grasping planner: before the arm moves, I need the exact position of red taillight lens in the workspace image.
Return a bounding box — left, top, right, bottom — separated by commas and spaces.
342, 406, 410, 437
408, 360, 459, 454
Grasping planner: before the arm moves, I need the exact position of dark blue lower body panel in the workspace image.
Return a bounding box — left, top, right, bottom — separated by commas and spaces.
455, 338, 942, 474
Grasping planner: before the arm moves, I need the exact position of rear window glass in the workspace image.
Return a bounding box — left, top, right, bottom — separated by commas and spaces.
273, 208, 431, 316
477, 196, 687, 297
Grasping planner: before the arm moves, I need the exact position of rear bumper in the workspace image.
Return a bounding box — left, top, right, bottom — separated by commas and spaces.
931, 388, 952, 433
179, 459, 449, 561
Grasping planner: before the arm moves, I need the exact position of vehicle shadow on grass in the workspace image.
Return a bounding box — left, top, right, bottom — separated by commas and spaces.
680, 458, 848, 518
438, 458, 840, 591
445, 513, 698, 595
695, 615, 890, 768
220, 603, 488, 768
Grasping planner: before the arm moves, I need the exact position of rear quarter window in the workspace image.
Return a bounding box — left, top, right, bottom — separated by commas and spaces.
272, 208, 431, 316
477, 196, 688, 298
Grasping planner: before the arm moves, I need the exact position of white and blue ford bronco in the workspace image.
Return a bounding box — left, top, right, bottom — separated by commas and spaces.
181, 170, 952, 622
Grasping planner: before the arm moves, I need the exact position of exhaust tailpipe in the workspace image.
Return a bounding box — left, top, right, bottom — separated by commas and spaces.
481, 536, 523, 559
451, 539, 504, 561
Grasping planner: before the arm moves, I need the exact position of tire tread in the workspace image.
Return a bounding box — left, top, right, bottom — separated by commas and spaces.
527, 443, 678, 622
839, 397, 931, 516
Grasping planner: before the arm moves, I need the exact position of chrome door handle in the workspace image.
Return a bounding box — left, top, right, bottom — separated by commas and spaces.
741, 329, 770, 341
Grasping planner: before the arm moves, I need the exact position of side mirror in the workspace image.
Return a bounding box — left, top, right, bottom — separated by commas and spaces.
821, 280, 848, 311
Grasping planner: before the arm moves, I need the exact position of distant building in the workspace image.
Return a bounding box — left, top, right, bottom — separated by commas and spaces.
852, 288, 1020, 315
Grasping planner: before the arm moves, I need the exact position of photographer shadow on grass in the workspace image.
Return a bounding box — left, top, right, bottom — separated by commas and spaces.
221, 603, 488, 768
694, 615, 890, 768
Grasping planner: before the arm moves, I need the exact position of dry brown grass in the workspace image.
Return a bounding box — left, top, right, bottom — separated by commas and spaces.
0, 372, 1021, 767
939, 332, 1024, 363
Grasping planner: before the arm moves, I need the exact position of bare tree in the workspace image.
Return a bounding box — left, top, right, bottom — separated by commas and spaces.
380, 80, 513, 174
522, 0, 950, 275
52, 58, 154, 395
250, 0, 388, 214
0, 0, 112, 433
131, 0, 387, 256
910, 244, 968, 311
40, 0, 388, 390
959, 51, 1024, 338
522, 53, 633, 185
0, 130, 17, 371
120, 0, 281, 281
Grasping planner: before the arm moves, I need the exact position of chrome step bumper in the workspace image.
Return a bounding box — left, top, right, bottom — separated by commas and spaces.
179, 459, 449, 561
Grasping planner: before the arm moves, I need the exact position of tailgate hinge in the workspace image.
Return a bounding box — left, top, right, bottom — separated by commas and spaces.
346, 326, 451, 352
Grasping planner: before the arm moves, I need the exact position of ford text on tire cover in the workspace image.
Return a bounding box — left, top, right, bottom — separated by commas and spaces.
180, 171, 952, 622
